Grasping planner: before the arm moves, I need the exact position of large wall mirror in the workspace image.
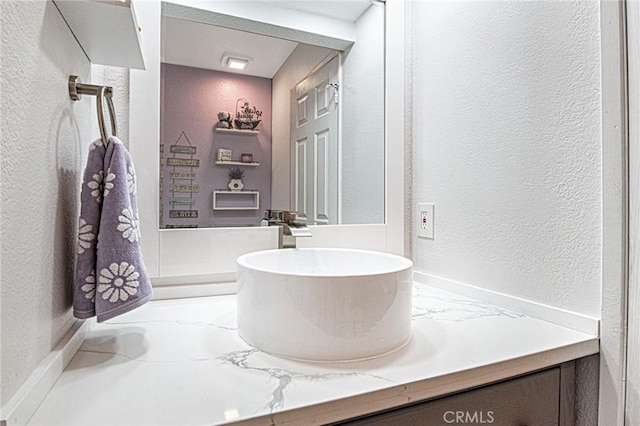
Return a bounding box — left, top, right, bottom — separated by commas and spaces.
130, 1, 404, 278
158, 1, 385, 229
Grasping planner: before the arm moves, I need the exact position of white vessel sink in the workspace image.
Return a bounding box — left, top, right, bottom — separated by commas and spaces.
236, 248, 413, 362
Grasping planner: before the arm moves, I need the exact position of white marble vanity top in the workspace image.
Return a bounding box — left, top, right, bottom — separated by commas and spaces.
28, 283, 598, 425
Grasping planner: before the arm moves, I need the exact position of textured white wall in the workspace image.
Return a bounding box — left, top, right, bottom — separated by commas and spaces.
0, 1, 129, 407
0, 0, 90, 405
272, 44, 334, 210
409, 1, 602, 318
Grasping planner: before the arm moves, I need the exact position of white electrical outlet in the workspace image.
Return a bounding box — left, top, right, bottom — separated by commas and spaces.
418, 203, 434, 239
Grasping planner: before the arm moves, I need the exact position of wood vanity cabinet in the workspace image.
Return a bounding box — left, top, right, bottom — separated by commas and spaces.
336, 362, 575, 426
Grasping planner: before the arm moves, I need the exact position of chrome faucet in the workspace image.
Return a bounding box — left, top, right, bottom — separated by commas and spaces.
264, 210, 312, 248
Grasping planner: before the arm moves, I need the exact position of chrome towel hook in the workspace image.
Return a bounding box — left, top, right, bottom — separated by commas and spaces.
68, 75, 118, 147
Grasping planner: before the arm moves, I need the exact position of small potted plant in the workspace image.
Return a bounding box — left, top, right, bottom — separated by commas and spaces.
228, 167, 245, 191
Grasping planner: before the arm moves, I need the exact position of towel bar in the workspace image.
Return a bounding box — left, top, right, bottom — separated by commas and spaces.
68, 75, 118, 147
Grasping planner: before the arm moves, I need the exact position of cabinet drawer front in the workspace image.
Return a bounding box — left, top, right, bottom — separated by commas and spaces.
341, 368, 560, 426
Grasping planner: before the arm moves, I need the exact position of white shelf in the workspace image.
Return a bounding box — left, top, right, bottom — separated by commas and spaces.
214, 128, 259, 135
53, 0, 145, 70
215, 161, 260, 167
213, 190, 259, 211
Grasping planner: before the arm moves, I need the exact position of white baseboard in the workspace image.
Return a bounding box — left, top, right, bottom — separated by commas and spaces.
0, 319, 94, 426
151, 272, 236, 287
152, 282, 237, 300
413, 271, 600, 336
151, 273, 237, 300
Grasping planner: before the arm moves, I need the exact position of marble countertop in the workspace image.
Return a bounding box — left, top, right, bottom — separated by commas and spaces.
28, 283, 598, 425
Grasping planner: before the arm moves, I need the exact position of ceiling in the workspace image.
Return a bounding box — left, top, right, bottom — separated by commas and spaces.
162, 17, 299, 79
161, 0, 373, 79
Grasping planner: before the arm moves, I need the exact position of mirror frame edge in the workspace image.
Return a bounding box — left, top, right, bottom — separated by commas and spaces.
384, 0, 406, 257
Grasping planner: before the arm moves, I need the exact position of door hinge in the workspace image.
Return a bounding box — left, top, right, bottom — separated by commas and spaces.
329, 83, 339, 104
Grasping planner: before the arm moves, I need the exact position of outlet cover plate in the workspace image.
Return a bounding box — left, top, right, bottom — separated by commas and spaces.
418, 203, 434, 239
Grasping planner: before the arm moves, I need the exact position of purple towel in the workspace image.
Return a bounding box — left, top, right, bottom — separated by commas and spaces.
74, 136, 152, 322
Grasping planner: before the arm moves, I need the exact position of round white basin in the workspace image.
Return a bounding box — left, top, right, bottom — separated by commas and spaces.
236, 248, 413, 362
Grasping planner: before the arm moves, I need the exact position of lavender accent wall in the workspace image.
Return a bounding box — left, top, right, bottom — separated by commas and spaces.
160, 63, 272, 228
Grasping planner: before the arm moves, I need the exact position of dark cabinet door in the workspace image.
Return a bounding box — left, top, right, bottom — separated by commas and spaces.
339, 368, 561, 426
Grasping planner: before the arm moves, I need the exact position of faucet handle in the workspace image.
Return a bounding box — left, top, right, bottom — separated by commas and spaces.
289, 212, 307, 226
266, 210, 306, 225
265, 209, 284, 222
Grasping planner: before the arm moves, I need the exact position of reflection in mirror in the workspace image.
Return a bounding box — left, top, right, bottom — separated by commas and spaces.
159, 1, 385, 229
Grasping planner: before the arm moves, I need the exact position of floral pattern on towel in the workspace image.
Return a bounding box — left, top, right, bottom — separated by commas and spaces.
98, 262, 140, 303
81, 272, 96, 302
103, 169, 116, 197
77, 218, 95, 254
127, 165, 137, 196
117, 207, 140, 243
88, 171, 104, 203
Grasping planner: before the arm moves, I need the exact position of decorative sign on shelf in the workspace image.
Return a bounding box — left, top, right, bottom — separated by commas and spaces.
170, 197, 197, 205
170, 145, 197, 154
169, 210, 199, 219
170, 172, 196, 180
170, 184, 199, 193
217, 148, 232, 162
167, 158, 199, 167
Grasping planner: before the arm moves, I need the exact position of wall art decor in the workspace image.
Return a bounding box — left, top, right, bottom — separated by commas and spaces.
169, 210, 199, 219
216, 111, 233, 129
217, 148, 232, 162
167, 158, 199, 167
234, 98, 262, 130
165, 131, 199, 223
170, 172, 196, 180
169, 197, 197, 205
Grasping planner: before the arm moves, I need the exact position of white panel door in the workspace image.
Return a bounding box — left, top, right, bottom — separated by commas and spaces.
292, 56, 339, 225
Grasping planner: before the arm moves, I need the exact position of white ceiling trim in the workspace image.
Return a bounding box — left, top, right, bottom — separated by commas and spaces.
163, 1, 356, 50
260, 0, 372, 23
